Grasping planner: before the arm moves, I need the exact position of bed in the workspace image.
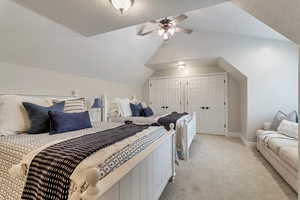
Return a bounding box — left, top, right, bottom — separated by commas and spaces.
105, 96, 196, 161
0, 94, 176, 200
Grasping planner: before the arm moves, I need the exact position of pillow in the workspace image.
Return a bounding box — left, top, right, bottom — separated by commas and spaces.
143, 107, 154, 117
48, 111, 92, 134
287, 111, 298, 123
53, 98, 87, 113
277, 120, 298, 139
115, 98, 132, 117
130, 103, 143, 116
23, 101, 65, 134
0, 95, 52, 135
270, 111, 298, 130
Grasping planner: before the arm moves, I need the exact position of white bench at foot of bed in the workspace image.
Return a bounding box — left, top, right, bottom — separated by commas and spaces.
81, 125, 176, 200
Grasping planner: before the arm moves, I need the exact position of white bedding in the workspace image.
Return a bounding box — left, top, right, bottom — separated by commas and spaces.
0, 122, 166, 200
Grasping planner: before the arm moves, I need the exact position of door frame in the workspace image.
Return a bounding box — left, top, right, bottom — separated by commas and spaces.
149, 72, 228, 135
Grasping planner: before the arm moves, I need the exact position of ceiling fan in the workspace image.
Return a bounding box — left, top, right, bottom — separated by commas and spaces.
137, 14, 193, 41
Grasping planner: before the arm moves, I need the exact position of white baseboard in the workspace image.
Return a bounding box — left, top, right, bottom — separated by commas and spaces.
240, 135, 256, 147
226, 132, 240, 138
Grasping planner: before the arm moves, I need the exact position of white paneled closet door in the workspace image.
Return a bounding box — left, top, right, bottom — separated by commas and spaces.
149, 78, 182, 115
186, 74, 226, 135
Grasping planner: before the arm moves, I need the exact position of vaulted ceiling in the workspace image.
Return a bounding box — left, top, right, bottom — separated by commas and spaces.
11, 0, 226, 36
0, 0, 163, 84
1, 0, 297, 86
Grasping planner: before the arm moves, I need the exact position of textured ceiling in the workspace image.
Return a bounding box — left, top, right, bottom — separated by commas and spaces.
11, 0, 226, 36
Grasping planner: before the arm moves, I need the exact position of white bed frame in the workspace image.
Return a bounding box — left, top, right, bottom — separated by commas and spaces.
102, 95, 197, 161
81, 125, 176, 200
1, 93, 176, 200
176, 112, 197, 160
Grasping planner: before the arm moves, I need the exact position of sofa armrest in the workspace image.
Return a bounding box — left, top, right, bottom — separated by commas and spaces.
263, 122, 272, 130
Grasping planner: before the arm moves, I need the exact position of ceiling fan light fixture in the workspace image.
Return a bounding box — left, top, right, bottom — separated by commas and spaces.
158, 29, 165, 36
110, 0, 134, 14
163, 33, 169, 40
168, 27, 176, 35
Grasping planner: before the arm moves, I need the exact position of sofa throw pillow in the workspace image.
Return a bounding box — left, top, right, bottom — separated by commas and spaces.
143, 107, 154, 117
23, 101, 65, 134
130, 103, 143, 116
271, 110, 299, 130
48, 111, 92, 134
287, 111, 298, 123
270, 111, 287, 130
277, 120, 298, 139
53, 98, 87, 113
0, 95, 52, 135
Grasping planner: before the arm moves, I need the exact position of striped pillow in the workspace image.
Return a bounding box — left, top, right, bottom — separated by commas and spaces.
54, 98, 87, 113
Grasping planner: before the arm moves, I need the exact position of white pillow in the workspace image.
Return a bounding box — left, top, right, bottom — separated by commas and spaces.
277, 120, 298, 139
115, 98, 132, 117
0, 95, 52, 135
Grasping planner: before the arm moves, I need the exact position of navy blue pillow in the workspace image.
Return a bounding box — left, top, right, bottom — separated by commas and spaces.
130, 103, 143, 116
48, 111, 92, 134
143, 107, 154, 117
22, 101, 65, 134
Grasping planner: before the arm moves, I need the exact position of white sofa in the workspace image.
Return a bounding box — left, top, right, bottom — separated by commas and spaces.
256, 121, 298, 192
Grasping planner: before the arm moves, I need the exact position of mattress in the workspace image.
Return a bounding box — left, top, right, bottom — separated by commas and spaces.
0, 122, 166, 200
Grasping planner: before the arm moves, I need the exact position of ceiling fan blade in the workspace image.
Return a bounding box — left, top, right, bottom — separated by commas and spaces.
172, 14, 188, 24
137, 24, 147, 35
149, 20, 159, 24
140, 29, 157, 36
176, 27, 193, 34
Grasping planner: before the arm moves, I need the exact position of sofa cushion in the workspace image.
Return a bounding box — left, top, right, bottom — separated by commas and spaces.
277, 120, 298, 139
267, 138, 298, 155
279, 147, 298, 170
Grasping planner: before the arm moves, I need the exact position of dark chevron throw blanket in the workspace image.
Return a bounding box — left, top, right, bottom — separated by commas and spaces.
157, 112, 188, 130
21, 124, 150, 200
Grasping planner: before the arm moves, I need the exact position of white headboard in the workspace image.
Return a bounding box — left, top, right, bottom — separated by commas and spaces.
102, 95, 143, 121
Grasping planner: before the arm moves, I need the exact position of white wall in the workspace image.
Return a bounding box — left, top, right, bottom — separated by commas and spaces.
148, 30, 298, 141
0, 62, 141, 100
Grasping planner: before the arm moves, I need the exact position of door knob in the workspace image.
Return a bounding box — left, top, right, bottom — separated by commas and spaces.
206, 106, 210, 110
201, 106, 205, 109
166, 106, 169, 109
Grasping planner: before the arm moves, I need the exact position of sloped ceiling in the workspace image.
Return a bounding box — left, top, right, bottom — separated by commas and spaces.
232, 0, 300, 44
179, 2, 289, 41
0, 0, 162, 84
11, 0, 226, 36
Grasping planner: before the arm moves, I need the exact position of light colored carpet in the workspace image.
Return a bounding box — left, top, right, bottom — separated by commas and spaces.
160, 134, 297, 200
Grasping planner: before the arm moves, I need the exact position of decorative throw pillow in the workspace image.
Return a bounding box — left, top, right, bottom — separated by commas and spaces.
53, 98, 87, 113
270, 111, 298, 131
22, 101, 65, 134
287, 111, 298, 123
143, 107, 154, 117
48, 111, 92, 134
277, 120, 298, 139
130, 103, 143, 116
115, 98, 132, 117
0, 95, 52, 135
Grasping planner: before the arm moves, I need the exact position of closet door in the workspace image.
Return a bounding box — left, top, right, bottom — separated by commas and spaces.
149, 78, 182, 115
149, 79, 166, 115
186, 74, 226, 135
164, 78, 182, 113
